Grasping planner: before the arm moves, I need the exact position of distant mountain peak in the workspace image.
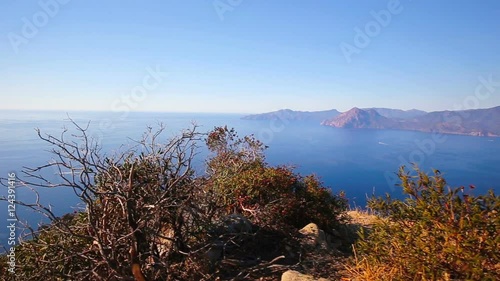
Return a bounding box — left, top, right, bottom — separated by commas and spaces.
322, 106, 500, 136
322, 107, 393, 129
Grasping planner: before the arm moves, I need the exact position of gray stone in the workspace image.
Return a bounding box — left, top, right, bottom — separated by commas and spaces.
222, 214, 252, 234
299, 223, 328, 250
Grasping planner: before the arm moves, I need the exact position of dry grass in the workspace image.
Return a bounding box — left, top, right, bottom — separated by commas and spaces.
346, 210, 381, 228
343, 254, 401, 281
334, 209, 386, 281
341, 210, 451, 281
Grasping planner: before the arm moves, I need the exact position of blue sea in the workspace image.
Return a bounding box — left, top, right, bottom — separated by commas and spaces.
1, 110, 500, 246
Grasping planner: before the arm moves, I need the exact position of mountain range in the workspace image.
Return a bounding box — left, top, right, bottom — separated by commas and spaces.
242, 106, 500, 137
242, 109, 341, 122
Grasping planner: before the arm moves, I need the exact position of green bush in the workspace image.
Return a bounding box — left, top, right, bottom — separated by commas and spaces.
354, 165, 500, 280
0, 212, 93, 280
205, 126, 348, 232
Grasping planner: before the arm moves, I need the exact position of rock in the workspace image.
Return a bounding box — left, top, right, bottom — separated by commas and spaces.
326, 231, 342, 250
205, 214, 253, 265
327, 236, 342, 250
206, 240, 224, 263
221, 214, 252, 234
281, 270, 329, 281
299, 223, 344, 250
299, 223, 329, 250
330, 228, 341, 237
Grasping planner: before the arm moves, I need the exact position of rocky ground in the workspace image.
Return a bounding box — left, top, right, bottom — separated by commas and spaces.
247, 210, 379, 281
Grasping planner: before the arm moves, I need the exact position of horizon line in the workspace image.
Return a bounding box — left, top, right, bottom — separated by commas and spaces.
1, 104, 499, 115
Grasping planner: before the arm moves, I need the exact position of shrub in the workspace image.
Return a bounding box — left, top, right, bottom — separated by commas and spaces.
0, 212, 93, 280
1, 124, 208, 280
1, 124, 348, 280
205, 126, 348, 232
352, 165, 500, 280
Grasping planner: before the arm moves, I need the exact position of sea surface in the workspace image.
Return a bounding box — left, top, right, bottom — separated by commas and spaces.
1, 110, 500, 246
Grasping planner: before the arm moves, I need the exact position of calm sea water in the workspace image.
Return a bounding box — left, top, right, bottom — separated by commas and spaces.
1, 110, 500, 245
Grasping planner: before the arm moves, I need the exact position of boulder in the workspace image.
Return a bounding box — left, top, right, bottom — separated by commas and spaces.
205, 214, 253, 265
221, 214, 252, 234
281, 270, 329, 281
205, 240, 224, 265
299, 223, 329, 250
299, 223, 343, 250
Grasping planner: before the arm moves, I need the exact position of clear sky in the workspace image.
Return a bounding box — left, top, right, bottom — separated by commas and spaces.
1, 0, 499, 113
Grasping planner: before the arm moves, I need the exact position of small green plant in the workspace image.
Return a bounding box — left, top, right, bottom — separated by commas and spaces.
352, 165, 500, 280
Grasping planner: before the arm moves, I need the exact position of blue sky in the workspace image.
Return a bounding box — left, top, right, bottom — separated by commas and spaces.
1, 0, 499, 113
